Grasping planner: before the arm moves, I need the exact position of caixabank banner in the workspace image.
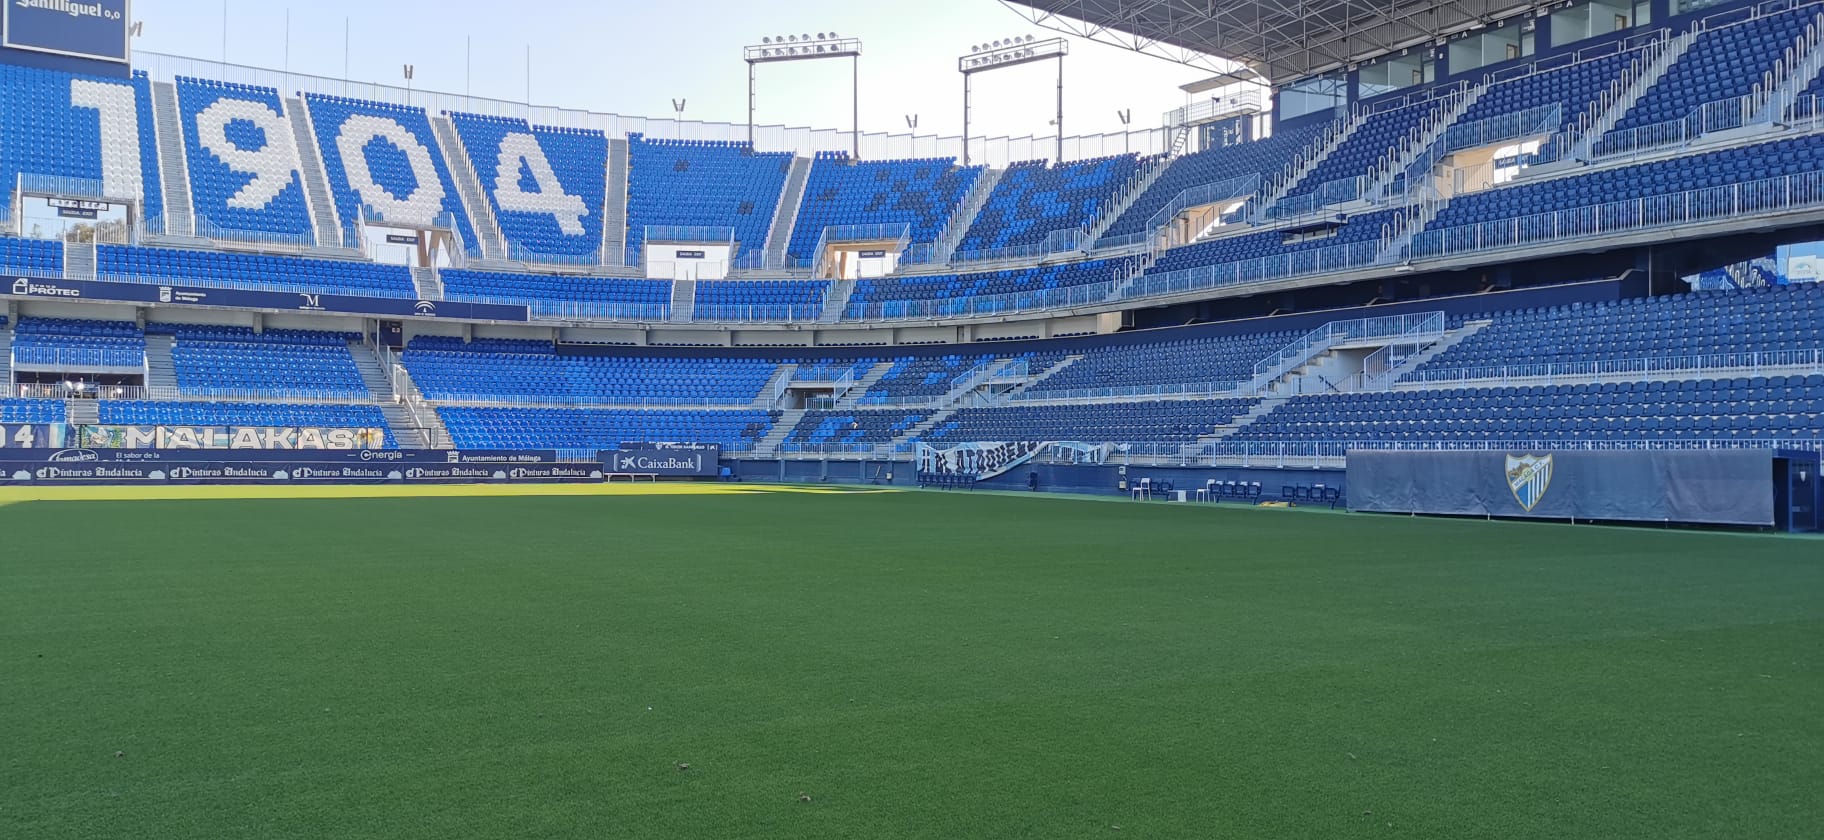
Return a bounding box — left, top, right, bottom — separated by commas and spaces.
601, 445, 721, 477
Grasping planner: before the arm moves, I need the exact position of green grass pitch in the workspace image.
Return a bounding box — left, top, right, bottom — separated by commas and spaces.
2, 488, 1820, 839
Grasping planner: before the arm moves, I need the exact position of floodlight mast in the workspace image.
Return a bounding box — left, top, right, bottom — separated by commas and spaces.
959, 36, 1068, 166
744, 35, 864, 158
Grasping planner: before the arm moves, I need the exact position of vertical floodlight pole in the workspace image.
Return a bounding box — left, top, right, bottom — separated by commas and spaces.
959, 37, 1070, 168
744, 35, 863, 155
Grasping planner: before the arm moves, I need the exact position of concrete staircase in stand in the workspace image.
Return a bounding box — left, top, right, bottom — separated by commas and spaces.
818, 278, 856, 323
430, 115, 506, 261
349, 341, 443, 449
65, 398, 99, 426
1200, 396, 1291, 442
669, 279, 696, 322
0, 328, 13, 392
285, 97, 345, 248
929, 167, 1005, 262
752, 407, 808, 457
143, 334, 178, 390
832, 361, 897, 409
762, 156, 814, 268
603, 136, 630, 266
411, 266, 444, 300
62, 239, 96, 280
149, 80, 195, 238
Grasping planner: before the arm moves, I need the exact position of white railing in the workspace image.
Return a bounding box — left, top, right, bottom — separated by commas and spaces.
1411, 169, 1824, 260
1401, 348, 1824, 387
1586, 92, 1765, 160
1191, 437, 1824, 467
1253, 311, 1445, 382
11, 383, 375, 403
130, 50, 1169, 168
1011, 381, 1244, 404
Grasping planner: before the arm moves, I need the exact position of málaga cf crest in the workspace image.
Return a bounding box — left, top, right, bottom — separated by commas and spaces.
1505, 454, 1554, 512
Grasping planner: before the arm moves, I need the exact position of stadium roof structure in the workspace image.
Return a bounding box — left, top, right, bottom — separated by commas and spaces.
1000, 0, 1553, 85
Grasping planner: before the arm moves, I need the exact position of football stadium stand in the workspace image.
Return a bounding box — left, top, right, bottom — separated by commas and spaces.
624, 136, 793, 263
0, 0, 1820, 492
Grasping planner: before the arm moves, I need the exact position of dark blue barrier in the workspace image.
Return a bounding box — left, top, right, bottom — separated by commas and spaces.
7, 276, 529, 321
1347, 449, 1776, 526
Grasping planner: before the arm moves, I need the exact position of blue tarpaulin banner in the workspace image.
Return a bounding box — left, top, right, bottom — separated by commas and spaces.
3, 0, 130, 63
7, 276, 530, 322
1346, 449, 1775, 526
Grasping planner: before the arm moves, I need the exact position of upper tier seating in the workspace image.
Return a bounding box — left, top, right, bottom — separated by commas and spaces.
624, 136, 794, 262
788, 154, 982, 258
151, 323, 369, 399
0, 236, 63, 276
99, 400, 397, 446
1229, 379, 1824, 444
1418, 284, 1824, 372
956, 154, 1146, 253
1458, 45, 1648, 126
1026, 330, 1300, 395
447, 113, 606, 260
301, 94, 477, 249
97, 245, 416, 297
1423, 134, 1824, 235
11, 317, 146, 368
175, 77, 314, 241
436, 406, 777, 451
844, 258, 1137, 319
926, 398, 1258, 443
0, 398, 67, 423
692, 280, 828, 321
1282, 98, 1436, 200
0, 65, 162, 224
401, 337, 779, 404
1613, 5, 1822, 132
1099, 122, 1330, 240
439, 269, 671, 319
1146, 209, 1404, 276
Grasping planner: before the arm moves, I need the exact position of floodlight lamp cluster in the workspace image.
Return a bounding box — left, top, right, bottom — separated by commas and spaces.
965, 35, 1041, 68
756, 31, 845, 58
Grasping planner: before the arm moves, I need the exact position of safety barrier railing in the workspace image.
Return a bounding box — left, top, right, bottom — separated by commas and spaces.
17, 173, 114, 201
1253, 311, 1445, 383
193, 213, 317, 249
1399, 348, 1824, 387
11, 383, 376, 403
1010, 381, 1246, 403
1410, 169, 1824, 260
1586, 93, 1766, 161
410, 394, 764, 409
686, 304, 825, 324
642, 225, 736, 245
809, 223, 911, 278
1183, 437, 1824, 467
10, 346, 144, 370
1262, 175, 1367, 219
504, 242, 605, 267
949, 228, 1087, 265
443, 295, 668, 321
1140, 173, 1261, 232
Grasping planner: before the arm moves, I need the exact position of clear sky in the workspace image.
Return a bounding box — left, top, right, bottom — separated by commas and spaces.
129, 0, 1212, 143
